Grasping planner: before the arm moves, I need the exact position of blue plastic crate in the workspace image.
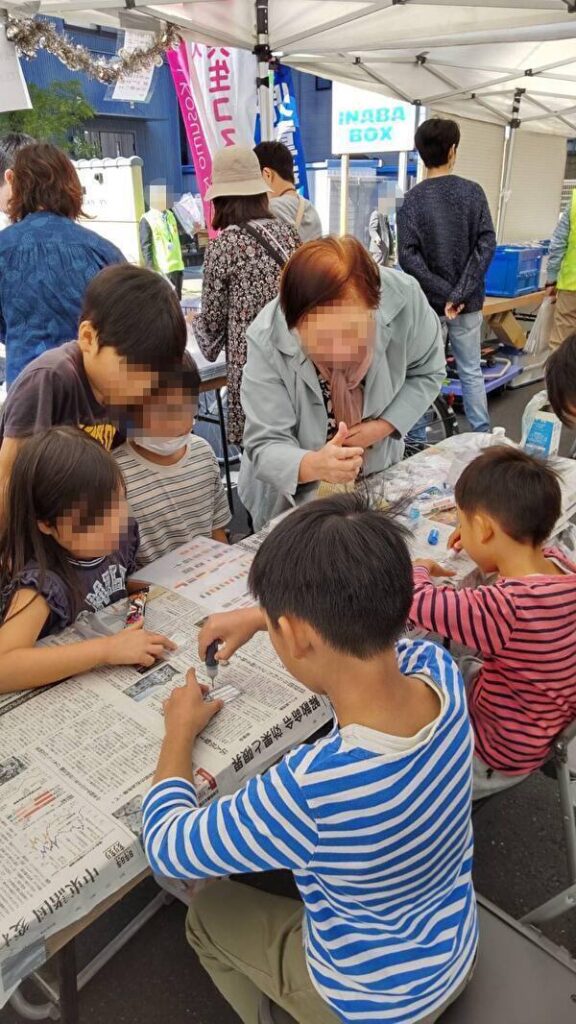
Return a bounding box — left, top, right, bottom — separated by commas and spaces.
485, 245, 544, 298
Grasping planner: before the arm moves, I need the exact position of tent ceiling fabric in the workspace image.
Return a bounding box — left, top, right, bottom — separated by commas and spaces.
7, 0, 576, 134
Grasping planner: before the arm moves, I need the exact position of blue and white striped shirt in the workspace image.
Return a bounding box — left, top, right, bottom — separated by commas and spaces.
143, 639, 478, 1023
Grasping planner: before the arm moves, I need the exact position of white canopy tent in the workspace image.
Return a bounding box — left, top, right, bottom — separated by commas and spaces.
3, 0, 576, 236
8, 1, 576, 136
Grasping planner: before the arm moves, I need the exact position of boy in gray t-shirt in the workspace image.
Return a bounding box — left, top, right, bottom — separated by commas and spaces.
115, 360, 230, 570
254, 141, 322, 243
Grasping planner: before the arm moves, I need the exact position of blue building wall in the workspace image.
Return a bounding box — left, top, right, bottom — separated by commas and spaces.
19, 29, 411, 198
292, 72, 332, 164
20, 19, 184, 197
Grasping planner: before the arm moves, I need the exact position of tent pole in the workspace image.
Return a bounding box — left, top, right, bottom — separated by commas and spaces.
255, 0, 273, 141
496, 127, 515, 242
496, 88, 524, 243
397, 151, 408, 193
340, 154, 350, 235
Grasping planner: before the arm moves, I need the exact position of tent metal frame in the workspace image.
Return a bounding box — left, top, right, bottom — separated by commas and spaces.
3, 0, 574, 239
5, 0, 576, 132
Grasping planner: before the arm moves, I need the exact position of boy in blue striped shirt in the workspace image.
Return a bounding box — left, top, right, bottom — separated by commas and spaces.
143, 494, 477, 1024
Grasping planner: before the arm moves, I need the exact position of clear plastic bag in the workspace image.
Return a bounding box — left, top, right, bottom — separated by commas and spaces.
524, 297, 555, 355
173, 193, 205, 235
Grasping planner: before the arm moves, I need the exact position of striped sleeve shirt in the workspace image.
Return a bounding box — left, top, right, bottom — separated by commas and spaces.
114, 436, 230, 569
142, 639, 477, 1024
410, 549, 576, 773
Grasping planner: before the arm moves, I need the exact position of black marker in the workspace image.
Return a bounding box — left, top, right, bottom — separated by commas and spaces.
205, 639, 219, 689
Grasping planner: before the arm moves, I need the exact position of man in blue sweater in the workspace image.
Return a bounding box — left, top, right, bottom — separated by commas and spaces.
398, 118, 496, 433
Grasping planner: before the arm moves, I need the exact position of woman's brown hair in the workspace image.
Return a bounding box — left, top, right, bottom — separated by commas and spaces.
280, 235, 381, 329
212, 193, 273, 231
9, 142, 84, 222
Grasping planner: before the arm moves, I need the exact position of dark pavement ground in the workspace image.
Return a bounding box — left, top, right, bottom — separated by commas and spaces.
3, 378, 576, 1024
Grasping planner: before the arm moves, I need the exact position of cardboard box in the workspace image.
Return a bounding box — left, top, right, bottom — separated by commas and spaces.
488, 311, 526, 349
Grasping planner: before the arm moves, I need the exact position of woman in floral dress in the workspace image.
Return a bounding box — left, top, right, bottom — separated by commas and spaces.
193, 146, 300, 446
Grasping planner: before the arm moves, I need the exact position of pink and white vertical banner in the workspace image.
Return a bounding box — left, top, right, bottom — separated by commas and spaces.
168, 42, 257, 233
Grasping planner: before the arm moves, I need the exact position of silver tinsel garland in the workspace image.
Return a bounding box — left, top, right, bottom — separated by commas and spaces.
5, 16, 181, 85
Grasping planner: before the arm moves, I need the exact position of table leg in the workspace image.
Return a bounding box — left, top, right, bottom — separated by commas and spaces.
56, 942, 79, 1024
215, 388, 234, 515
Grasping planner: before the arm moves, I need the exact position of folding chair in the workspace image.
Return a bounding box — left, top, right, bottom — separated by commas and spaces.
474, 718, 576, 924
445, 896, 576, 1023
540, 717, 576, 886
518, 717, 576, 926
259, 897, 576, 1024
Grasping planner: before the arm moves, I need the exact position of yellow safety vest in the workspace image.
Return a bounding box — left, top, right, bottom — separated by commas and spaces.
558, 190, 576, 292
143, 209, 184, 274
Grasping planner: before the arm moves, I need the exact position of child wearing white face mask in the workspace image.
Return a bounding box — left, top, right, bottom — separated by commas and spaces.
114, 356, 230, 570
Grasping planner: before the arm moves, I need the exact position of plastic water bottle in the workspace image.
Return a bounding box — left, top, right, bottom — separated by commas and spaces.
521, 391, 562, 457
405, 506, 421, 533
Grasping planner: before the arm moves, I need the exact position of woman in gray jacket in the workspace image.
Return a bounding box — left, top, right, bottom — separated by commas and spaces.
238, 236, 445, 530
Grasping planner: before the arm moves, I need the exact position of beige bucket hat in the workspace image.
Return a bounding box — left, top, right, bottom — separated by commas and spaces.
205, 146, 271, 200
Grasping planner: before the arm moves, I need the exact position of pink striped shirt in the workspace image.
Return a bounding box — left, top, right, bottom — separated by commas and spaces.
410, 549, 576, 773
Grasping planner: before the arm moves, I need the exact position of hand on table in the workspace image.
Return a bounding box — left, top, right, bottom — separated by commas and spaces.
185, 309, 200, 327
445, 302, 465, 320
299, 422, 364, 485
105, 622, 176, 668
413, 558, 456, 578
343, 419, 394, 450
153, 670, 223, 784
198, 607, 266, 663
163, 669, 223, 744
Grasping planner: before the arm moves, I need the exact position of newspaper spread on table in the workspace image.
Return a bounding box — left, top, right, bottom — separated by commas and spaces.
135, 435, 576, 622
2, 433, 576, 1004
0, 583, 331, 1005
318, 433, 576, 579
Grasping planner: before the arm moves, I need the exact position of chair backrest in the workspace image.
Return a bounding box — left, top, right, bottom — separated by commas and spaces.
265, 898, 576, 1024
558, 717, 576, 746
442, 897, 576, 1023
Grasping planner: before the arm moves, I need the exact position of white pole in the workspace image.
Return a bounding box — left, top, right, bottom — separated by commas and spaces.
340, 154, 350, 235
397, 150, 408, 193
496, 89, 524, 243
496, 129, 516, 243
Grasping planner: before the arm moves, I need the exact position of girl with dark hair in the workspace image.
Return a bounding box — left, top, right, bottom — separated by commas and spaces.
0, 427, 174, 691
193, 145, 300, 445
0, 142, 125, 386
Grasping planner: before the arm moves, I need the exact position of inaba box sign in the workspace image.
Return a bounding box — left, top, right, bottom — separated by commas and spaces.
332, 82, 416, 155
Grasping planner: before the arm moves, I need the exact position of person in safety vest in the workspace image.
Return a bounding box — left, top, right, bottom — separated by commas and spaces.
546, 196, 576, 349
140, 185, 185, 299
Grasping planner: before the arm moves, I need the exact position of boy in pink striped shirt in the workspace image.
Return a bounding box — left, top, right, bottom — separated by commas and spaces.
410, 446, 576, 799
